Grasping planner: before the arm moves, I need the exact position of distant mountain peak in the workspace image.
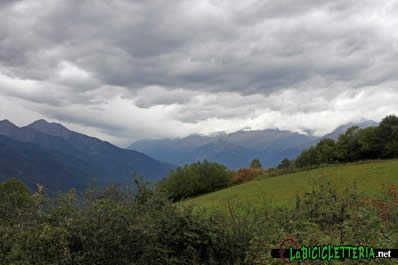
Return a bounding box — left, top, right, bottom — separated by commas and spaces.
27, 119, 69, 130
25, 119, 72, 138
29, 119, 68, 129
0, 119, 18, 132
33, 119, 48, 124
0, 119, 17, 127
209, 131, 227, 137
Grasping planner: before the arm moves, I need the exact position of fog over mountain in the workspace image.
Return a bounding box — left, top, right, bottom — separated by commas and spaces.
321, 120, 379, 140
129, 120, 378, 169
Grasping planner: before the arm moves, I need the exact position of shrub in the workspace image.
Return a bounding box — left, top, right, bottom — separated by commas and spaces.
0, 178, 247, 265
231, 168, 264, 185
159, 160, 231, 201
1, 177, 397, 265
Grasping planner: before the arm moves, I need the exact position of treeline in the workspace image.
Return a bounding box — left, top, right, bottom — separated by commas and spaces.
1, 178, 397, 265
159, 160, 266, 201
291, 115, 398, 168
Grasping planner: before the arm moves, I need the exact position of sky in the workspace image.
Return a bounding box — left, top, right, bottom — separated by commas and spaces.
1, 0, 398, 147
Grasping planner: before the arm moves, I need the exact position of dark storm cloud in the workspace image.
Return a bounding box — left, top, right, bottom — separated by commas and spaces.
1, 0, 395, 94
0, 0, 397, 143
0, 0, 22, 7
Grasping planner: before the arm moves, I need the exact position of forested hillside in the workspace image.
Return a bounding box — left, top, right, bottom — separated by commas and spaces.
294, 115, 398, 168
0, 119, 175, 193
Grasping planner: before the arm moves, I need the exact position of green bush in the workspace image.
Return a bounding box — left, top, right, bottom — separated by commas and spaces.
0, 178, 244, 265
159, 160, 231, 201
1, 178, 396, 265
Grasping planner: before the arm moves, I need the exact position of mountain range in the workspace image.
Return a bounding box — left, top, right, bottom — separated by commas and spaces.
0, 119, 175, 193
128, 120, 378, 169
0, 118, 378, 193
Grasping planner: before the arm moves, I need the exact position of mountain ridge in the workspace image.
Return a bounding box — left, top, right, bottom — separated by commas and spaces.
128, 120, 378, 169
0, 119, 175, 192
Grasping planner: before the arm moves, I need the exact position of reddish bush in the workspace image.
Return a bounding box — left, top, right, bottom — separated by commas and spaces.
359, 184, 398, 231
231, 168, 264, 185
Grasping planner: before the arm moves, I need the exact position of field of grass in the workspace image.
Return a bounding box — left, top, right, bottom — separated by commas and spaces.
182, 159, 398, 213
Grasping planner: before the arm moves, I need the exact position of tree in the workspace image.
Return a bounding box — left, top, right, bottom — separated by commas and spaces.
250, 158, 263, 169
385, 125, 398, 157
0, 178, 35, 226
294, 147, 319, 168
277, 158, 291, 169
315, 138, 337, 164
358, 126, 381, 159
335, 126, 361, 162
377, 115, 398, 158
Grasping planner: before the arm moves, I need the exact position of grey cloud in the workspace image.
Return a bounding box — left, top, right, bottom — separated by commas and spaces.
0, 0, 22, 8
40, 108, 125, 135
132, 87, 197, 108
0, 0, 397, 142
2, 0, 396, 96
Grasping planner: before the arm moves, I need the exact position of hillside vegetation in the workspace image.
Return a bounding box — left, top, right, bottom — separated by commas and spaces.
159, 114, 398, 202
1, 165, 397, 265
183, 159, 398, 212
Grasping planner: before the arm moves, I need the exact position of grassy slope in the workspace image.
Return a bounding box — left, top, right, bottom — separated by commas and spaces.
182, 159, 398, 212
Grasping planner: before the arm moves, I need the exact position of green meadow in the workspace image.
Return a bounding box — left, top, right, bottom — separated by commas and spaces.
182, 159, 398, 212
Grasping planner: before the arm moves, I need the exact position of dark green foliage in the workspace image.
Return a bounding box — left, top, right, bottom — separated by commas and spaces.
0, 178, 397, 265
294, 114, 398, 168
249, 158, 262, 169
336, 126, 361, 162
159, 160, 231, 201
294, 139, 337, 168
0, 178, 247, 265
277, 158, 291, 169
378, 115, 398, 158
387, 125, 398, 157
0, 178, 34, 225
315, 138, 337, 164
358, 126, 381, 158
294, 146, 319, 168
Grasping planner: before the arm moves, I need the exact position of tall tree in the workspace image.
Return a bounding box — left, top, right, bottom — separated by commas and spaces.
315, 138, 337, 164
277, 158, 292, 169
377, 115, 398, 158
358, 126, 381, 159
250, 158, 263, 169
295, 147, 319, 168
336, 126, 361, 162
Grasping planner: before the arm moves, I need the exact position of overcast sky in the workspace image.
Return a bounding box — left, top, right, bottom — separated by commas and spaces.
1, 0, 398, 147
